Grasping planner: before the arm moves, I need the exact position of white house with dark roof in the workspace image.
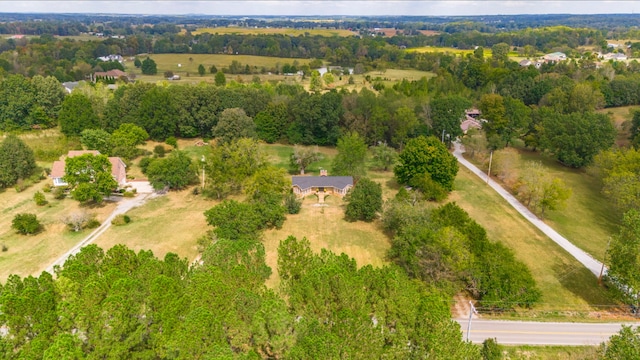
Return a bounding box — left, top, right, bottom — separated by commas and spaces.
50, 150, 127, 187
292, 170, 353, 198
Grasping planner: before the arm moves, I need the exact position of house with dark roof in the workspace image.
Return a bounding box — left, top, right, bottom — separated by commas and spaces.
292, 170, 353, 198
50, 150, 127, 187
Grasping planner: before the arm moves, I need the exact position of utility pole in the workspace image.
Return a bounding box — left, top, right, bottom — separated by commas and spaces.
442, 129, 446, 143
486, 150, 493, 184
201, 155, 206, 189
598, 237, 611, 286
466, 301, 478, 342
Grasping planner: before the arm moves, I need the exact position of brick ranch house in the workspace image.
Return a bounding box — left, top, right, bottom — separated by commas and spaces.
292, 170, 354, 198
50, 150, 127, 187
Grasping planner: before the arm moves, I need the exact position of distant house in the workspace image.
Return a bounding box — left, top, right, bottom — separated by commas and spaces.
460, 108, 483, 134
92, 69, 127, 82
292, 170, 353, 198
603, 53, 628, 61
519, 59, 532, 67
97, 54, 124, 63
543, 52, 567, 62
50, 150, 127, 187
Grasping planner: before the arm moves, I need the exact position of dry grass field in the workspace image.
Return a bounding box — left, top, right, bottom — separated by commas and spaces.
0, 181, 117, 280
191, 26, 357, 37
451, 167, 619, 316
262, 193, 391, 290
94, 190, 213, 263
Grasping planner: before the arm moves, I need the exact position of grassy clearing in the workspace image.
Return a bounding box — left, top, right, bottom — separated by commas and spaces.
407, 46, 494, 58
450, 167, 620, 317
512, 149, 620, 263
94, 190, 213, 263
192, 26, 356, 37
0, 181, 117, 281
262, 143, 336, 175
262, 195, 391, 290
596, 105, 639, 147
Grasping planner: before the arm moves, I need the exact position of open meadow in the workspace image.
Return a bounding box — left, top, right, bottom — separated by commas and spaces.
596, 105, 639, 147
0, 180, 117, 280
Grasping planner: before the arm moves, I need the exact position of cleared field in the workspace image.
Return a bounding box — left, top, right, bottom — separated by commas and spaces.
408, 46, 494, 58
262, 194, 391, 290
0, 181, 117, 280
93, 190, 212, 263
513, 149, 620, 264
451, 167, 619, 316
596, 105, 639, 147
192, 26, 356, 37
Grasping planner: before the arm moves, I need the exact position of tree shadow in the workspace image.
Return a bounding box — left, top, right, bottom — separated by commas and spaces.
553, 262, 620, 314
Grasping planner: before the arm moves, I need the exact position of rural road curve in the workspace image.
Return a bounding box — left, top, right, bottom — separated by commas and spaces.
454, 319, 635, 345
452, 142, 606, 278
43, 193, 154, 274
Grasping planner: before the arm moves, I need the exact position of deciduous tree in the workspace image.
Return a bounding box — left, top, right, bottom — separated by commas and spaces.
394, 136, 458, 192
606, 209, 640, 308
345, 177, 382, 222
12, 213, 41, 235
331, 132, 367, 180
213, 107, 256, 144
64, 153, 117, 203
0, 135, 36, 188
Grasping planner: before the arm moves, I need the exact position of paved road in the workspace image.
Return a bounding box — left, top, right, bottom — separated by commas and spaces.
452, 142, 606, 278
43, 193, 154, 274
454, 319, 635, 345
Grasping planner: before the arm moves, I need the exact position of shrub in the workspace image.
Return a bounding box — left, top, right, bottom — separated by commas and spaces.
153, 145, 166, 158
33, 191, 48, 206
85, 218, 101, 229
139, 157, 153, 174
1, 244, 7, 252
42, 183, 52, 193
53, 186, 67, 200
12, 213, 41, 235
166, 136, 178, 148
123, 191, 135, 198
111, 214, 132, 226
284, 193, 302, 214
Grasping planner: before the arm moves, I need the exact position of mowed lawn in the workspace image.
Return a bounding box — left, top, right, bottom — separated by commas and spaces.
192, 27, 357, 37
0, 181, 117, 280
94, 190, 214, 263
514, 149, 621, 263
262, 194, 391, 290
450, 167, 619, 315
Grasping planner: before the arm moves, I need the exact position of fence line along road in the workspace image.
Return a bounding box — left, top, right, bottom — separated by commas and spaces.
452, 142, 606, 278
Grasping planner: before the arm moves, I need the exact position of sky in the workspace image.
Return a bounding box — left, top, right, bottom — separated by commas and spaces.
2, 1, 639, 17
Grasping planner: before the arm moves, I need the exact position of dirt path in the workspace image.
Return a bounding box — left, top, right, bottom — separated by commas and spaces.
452, 141, 606, 278
43, 193, 155, 274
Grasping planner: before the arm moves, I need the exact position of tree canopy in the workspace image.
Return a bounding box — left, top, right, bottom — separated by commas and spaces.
0, 135, 36, 188
394, 135, 459, 192
63, 153, 117, 203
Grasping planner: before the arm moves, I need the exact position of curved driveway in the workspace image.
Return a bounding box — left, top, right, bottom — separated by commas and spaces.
452, 142, 606, 277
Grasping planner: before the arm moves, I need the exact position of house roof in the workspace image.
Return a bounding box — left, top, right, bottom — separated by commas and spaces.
51, 160, 65, 178
292, 176, 353, 191
94, 69, 127, 78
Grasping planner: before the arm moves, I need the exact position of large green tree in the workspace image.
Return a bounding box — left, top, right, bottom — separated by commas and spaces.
64, 153, 117, 203
607, 209, 640, 308
0, 135, 36, 188
394, 135, 459, 192
331, 132, 367, 180
429, 95, 472, 142
58, 93, 100, 136
540, 111, 615, 167
145, 150, 196, 190
213, 107, 256, 144
345, 177, 382, 222
600, 325, 640, 359
140, 57, 157, 75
